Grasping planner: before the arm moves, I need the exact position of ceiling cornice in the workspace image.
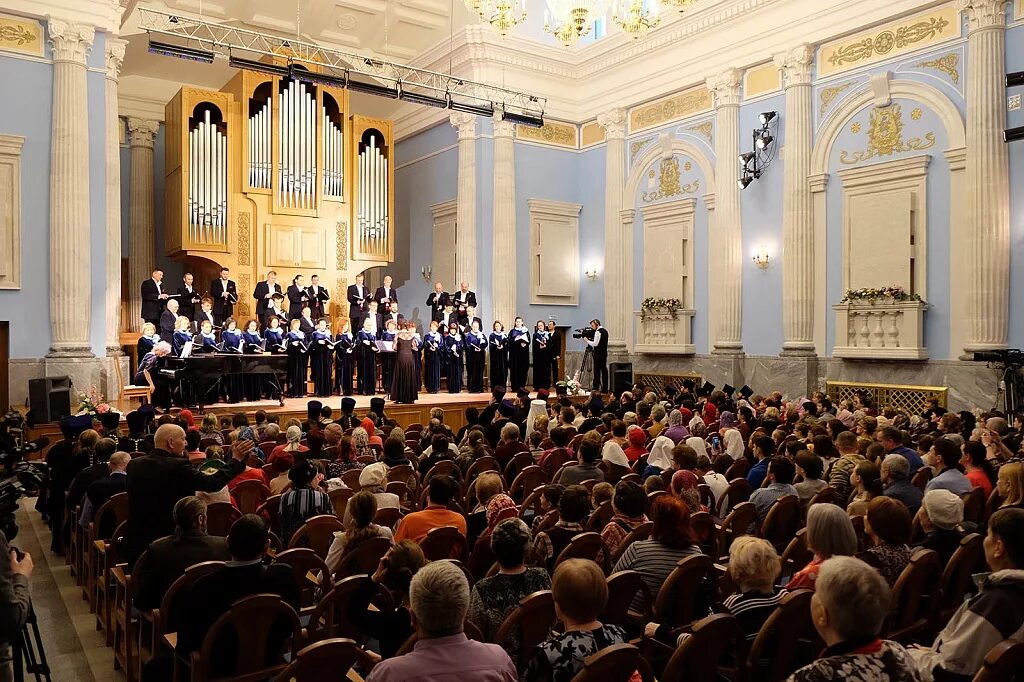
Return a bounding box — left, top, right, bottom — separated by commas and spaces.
1, 0, 122, 32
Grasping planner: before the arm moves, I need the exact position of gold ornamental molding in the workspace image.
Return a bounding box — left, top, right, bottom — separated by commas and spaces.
825, 380, 947, 411
1017, 0, 1023, 20
237, 274, 251, 318
628, 85, 713, 134
686, 121, 713, 144
630, 137, 655, 164
580, 121, 606, 148
912, 52, 960, 85
516, 120, 578, 148
818, 5, 960, 78
819, 82, 855, 117
641, 157, 699, 203
335, 221, 348, 270
0, 12, 43, 57
840, 104, 936, 165
236, 212, 251, 266
744, 62, 782, 99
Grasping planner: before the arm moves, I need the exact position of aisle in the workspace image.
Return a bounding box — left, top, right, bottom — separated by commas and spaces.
14, 499, 119, 682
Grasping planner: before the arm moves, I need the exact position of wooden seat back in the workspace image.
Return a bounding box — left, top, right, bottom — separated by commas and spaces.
603, 570, 653, 625
661, 613, 747, 682
232, 479, 270, 514
276, 637, 375, 682
717, 478, 752, 517
509, 466, 547, 504
419, 525, 468, 561
205, 502, 242, 537
571, 643, 655, 682
759, 495, 801, 552
287, 515, 345, 558
554, 532, 609, 573
494, 591, 556, 665
887, 548, 942, 641
971, 638, 1024, 682
332, 536, 393, 581
747, 590, 822, 682
654, 554, 713, 628
936, 533, 984, 624
273, 548, 332, 608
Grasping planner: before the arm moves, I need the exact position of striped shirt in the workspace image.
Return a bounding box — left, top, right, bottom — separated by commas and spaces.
723, 587, 789, 641
611, 539, 703, 611
279, 486, 333, 544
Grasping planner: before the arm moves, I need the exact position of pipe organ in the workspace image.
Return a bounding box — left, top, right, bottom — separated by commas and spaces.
163, 63, 394, 321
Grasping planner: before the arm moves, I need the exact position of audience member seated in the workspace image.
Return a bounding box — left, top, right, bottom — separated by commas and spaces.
523, 559, 634, 682
750, 457, 798, 523
847, 460, 883, 516
467, 473, 505, 548
828, 431, 866, 502
794, 451, 827, 504
268, 425, 307, 467
863, 497, 914, 586
133, 496, 230, 610
469, 518, 551, 658
696, 453, 729, 503
662, 409, 689, 444
914, 489, 965, 564
746, 435, 775, 490
908, 508, 1024, 681
996, 462, 1024, 510
788, 557, 919, 682
960, 441, 995, 497
600, 480, 649, 558
494, 423, 527, 468
533, 485, 592, 572
881, 454, 923, 516
419, 434, 456, 477
670, 470, 705, 514
877, 426, 924, 476
198, 413, 224, 445
268, 457, 291, 495
924, 438, 972, 496
77, 450, 130, 529
348, 541, 428, 661
367, 560, 517, 681
325, 490, 395, 575
557, 438, 604, 486
278, 459, 333, 544
786, 503, 858, 590
393, 476, 467, 544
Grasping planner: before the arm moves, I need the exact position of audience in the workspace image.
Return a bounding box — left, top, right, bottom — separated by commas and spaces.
829, 431, 866, 501
394, 476, 467, 543
349, 541, 428, 660
749, 456, 798, 523
278, 459, 333, 544
746, 435, 775, 490
996, 461, 1023, 509
924, 438, 972, 496
914, 489, 965, 564
960, 440, 995, 497
325, 490, 394, 575
863, 497, 914, 586
847, 460, 883, 516
786, 503, 858, 590
793, 451, 827, 504
881, 453, 923, 516
557, 438, 604, 485
533, 485, 591, 572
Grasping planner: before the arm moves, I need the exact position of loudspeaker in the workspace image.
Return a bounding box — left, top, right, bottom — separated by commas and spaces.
609, 362, 633, 395
28, 376, 73, 423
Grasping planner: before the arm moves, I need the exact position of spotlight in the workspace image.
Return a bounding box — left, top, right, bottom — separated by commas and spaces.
228, 55, 290, 78
399, 85, 448, 108
449, 98, 494, 117
1005, 126, 1024, 143
300, 70, 347, 89
347, 78, 399, 99
1008, 71, 1024, 88
739, 151, 755, 167
148, 38, 215, 63
738, 175, 754, 189
759, 111, 777, 125
756, 134, 774, 150
502, 110, 544, 128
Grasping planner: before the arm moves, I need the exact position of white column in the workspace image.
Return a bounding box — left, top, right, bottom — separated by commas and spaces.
449, 113, 477, 292
706, 70, 744, 354
47, 18, 95, 357
127, 118, 159, 333
775, 44, 816, 355
960, 0, 1011, 352
492, 118, 517, 328
597, 108, 628, 350
104, 38, 126, 355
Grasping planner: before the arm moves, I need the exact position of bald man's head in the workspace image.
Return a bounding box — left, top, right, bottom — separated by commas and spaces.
154, 423, 187, 455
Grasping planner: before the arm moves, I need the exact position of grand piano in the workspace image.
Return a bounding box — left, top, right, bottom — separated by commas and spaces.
159, 353, 288, 408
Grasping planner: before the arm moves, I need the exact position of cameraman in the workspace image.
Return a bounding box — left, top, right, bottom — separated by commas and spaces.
584, 319, 608, 392
0, 532, 32, 682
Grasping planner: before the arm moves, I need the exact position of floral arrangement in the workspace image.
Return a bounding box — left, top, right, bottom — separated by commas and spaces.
640, 297, 684, 320
76, 386, 111, 416
840, 286, 924, 304
557, 376, 585, 396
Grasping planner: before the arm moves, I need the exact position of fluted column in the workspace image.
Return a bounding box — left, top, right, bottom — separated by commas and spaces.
450, 113, 478, 292
104, 38, 126, 354
597, 108, 628, 350
127, 118, 159, 333
47, 18, 95, 357
706, 70, 744, 354
775, 44, 815, 355
492, 118, 517, 328
960, 0, 1010, 352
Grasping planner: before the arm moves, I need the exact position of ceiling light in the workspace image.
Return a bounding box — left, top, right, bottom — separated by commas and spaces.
502, 110, 545, 128
660, 0, 697, 11
228, 55, 290, 78
347, 78, 399, 99
449, 98, 495, 117
612, 0, 661, 39
148, 38, 215, 63
759, 111, 777, 125
298, 69, 347, 89
755, 134, 774, 150
478, 0, 528, 37
399, 85, 448, 108
739, 152, 755, 166
738, 175, 754, 190
544, 0, 605, 47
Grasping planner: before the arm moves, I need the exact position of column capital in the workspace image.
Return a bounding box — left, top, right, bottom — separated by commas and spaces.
596, 108, 627, 139
449, 112, 478, 139
47, 17, 95, 65
127, 118, 159, 148
105, 37, 127, 81
957, 0, 1009, 31
492, 118, 516, 139
774, 43, 814, 88
706, 69, 742, 108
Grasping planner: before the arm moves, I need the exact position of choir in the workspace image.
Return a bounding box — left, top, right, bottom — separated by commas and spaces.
137, 270, 567, 404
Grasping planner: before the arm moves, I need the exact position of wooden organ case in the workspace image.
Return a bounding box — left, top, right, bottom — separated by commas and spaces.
163, 61, 395, 325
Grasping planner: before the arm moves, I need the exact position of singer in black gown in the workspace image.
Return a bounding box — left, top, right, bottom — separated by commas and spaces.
390, 331, 419, 404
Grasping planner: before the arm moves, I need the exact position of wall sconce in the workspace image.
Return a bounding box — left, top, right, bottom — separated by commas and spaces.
421, 266, 432, 282
584, 266, 600, 281
752, 249, 771, 269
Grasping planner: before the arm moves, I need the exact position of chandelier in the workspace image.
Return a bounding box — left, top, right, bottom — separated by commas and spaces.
544, 0, 606, 47
612, 0, 660, 38
660, 0, 697, 11
477, 0, 528, 37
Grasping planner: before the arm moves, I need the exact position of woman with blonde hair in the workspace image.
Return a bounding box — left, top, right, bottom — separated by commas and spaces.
324, 490, 394, 575
997, 461, 1024, 509
786, 502, 858, 590
198, 413, 224, 444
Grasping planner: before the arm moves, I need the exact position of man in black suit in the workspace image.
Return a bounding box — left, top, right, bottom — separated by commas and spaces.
306, 274, 330, 319
176, 272, 202, 321
382, 301, 404, 329
360, 301, 382, 338
133, 496, 231, 610
426, 281, 449, 322
210, 267, 237, 325
159, 299, 179, 344
176, 514, 299, 676
252, 270, 282, 320
584, 318, 609, 392
77, 450, 129, 530
261, 293, 288, 329
140, 268, 168, 326
374, 274, 398, 308
286, 274, 310, 319
124, 423, 252, 566
452, 281, 477, 321
347, 272, 370, 321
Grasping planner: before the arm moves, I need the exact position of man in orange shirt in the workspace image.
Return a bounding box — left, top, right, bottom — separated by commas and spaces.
394, 475, 467, 543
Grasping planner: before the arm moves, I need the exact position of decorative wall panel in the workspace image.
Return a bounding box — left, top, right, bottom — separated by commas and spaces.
528, 199, 581, 306
0, 135, 24, 290
744, 62, 782, 99
580, 121, 605, 148
516, 121, 578, 148
0, 13, 43, 57
629, 85, 713, 133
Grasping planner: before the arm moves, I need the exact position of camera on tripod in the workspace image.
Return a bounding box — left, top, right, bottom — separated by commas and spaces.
572, 327, 595, 340
974, 349, 1024, 365
0, 412, 48, 478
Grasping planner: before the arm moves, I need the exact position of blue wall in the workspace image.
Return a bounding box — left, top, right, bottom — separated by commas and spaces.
1007, 23, 1024, 350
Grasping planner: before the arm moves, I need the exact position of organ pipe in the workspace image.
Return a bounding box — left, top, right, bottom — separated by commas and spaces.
187, 107, 228, 245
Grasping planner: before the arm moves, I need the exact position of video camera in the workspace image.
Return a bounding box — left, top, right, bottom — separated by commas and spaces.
572, 327, 595, 340
0, 412, 48, 477
974, 349, 1024, 365
0, 461, 47, 542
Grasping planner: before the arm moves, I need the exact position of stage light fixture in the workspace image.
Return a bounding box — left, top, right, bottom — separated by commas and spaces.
347, 78, 400, 99
739, 151, 755, 167
1005, 126, 1024, 143
228, 55, 290, 78
502, 110, 544, 128
449, 98, 495, 117
1008, 71, 1024, 88
149, 39, 215, 63
738, 175, 754, 189
756, 134, 774, 150
759, 111, 777, 125
298, 69, 348, 89
398, 85, 448, 108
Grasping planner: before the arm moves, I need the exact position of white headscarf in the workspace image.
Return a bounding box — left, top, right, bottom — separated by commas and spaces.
685, 436, 709, 458
688, 414, 705, 433
525, 400, 548, 436
602, 441, 630, 467
723, 430, 745, 460
647, 435, 675, 471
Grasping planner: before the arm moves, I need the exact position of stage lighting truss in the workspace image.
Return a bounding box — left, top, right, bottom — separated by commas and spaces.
738, 111, 778, 189
138, 8, 546, 122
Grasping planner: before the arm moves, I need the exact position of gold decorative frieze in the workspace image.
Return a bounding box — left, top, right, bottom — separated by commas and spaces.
912, 52, 960, 84
580, 121, 605, 148
237, 274, 251, 318
336, 221, 348, 270
630, 137, 655, 163
516, 120, 577, 148
686, 121, 713, 143
744, 62, 782, 99
818, 5, 960, 77
819, 82, 854, 117
641, 157, 699, 202
840, 104, 936, 165
236, 212, 251, 266
0, 12, 43, 56
629, 85, 713, 134
1018, 0, 1023, 19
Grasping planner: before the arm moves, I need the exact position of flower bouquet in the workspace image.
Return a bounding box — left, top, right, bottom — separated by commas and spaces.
640, 297, 683, 321
76, 386, 111, 417
840, 286, 923, 304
